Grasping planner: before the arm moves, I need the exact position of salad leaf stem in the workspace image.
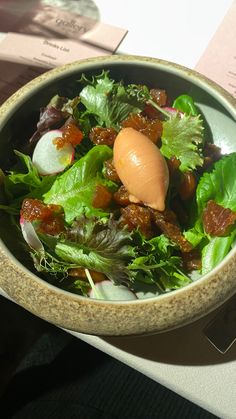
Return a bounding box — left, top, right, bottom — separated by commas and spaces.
84, 268, 102, 298
147, 98, 171, 118
126, 84, 171, 118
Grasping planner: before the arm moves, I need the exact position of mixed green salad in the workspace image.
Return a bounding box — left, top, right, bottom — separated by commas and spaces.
1, 70, 236, 300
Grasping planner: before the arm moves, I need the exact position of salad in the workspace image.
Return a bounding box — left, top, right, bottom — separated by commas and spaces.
1, 70, 236, 300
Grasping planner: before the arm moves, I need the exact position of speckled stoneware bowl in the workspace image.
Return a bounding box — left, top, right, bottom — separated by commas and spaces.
0, 55, 236, 336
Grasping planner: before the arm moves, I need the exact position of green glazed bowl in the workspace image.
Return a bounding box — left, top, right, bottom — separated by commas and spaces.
0, 55, 236, 336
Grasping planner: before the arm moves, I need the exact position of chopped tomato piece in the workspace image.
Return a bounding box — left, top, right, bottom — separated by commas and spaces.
203, 200, 236, 236
53, 121, 83, 149
92, 184, 113, 209
21, 198, 65, 235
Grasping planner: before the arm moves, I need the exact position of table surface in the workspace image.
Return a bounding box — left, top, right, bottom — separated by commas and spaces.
0, 1, 236, 418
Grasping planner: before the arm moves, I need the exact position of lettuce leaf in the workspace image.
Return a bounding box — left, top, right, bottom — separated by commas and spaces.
172, 94, 199, 116
0, 151, 56, 213
201, 231, 236, 275
197, 152, 236, 214
44, 145, 117, 223
160, 113, 204, 172
79, 71, 143, 129
5, 150, 41, 198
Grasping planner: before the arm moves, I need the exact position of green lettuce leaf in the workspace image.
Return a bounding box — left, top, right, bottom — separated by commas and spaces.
172, 94, 199, 116
0, 151, 56, 213
201, 231, 236, 274
79, 71, 143, 129
44, 145, 117, 223
197, 152, 236, 214
184, 219, 205, 248
160, 113, 204, 172
4, 150, 41, 199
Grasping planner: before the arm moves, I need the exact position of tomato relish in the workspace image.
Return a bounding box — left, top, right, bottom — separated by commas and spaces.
21, 198, 65, 235
53, 121, 83, 149
121, 113, 162, 144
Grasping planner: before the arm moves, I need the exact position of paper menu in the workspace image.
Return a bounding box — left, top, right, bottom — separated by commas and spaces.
195, 0, 236, 97
0, 4, 128, 69
0, 4, 127, 105
0, 33, 109, 70
0, 30, 109, 105
13, 5, 127, 53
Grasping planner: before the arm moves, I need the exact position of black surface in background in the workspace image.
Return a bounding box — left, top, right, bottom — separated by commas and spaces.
0, 298, 218, 419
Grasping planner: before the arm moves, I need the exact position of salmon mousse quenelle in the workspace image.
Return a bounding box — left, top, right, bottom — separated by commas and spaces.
1, 70, 236, 300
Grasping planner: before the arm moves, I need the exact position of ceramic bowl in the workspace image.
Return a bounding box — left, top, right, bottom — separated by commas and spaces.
0, 55, 236, 336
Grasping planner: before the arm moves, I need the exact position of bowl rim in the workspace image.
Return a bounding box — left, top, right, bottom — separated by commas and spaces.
1, 54, 236, 121
1, 54, 236, 306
